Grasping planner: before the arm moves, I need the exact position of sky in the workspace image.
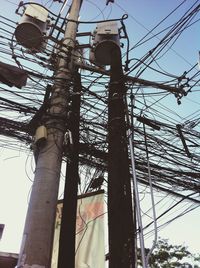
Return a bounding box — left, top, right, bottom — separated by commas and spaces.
0, 0, 200, 262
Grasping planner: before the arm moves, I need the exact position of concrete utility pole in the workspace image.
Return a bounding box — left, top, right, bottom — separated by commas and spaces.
108, 46, 135, 268
17, 0, 82, 267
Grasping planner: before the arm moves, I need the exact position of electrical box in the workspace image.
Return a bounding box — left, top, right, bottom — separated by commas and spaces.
34, 125, 47, 146
15, 4, 49, 51
96, 21, 119, 35
89, 21, 120, 66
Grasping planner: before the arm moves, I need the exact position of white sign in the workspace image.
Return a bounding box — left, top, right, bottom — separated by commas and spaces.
51, 191, 105, 268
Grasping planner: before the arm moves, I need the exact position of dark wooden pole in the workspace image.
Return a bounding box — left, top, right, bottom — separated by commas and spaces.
108, 46, 135, 268
58, 72, 81, 268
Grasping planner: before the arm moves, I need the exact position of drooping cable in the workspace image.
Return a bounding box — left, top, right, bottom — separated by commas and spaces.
143, 123, 158, 267
124, 95, 148, 268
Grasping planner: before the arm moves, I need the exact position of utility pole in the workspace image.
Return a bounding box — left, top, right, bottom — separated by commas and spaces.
108, 46, 135, 268
17, 0, 82, 267
57, 72, 81, 268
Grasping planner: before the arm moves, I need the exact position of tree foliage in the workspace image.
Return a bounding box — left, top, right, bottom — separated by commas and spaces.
138, 238, 200, 268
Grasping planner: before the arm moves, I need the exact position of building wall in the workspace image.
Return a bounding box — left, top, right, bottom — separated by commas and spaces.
0, 252, 18, 268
